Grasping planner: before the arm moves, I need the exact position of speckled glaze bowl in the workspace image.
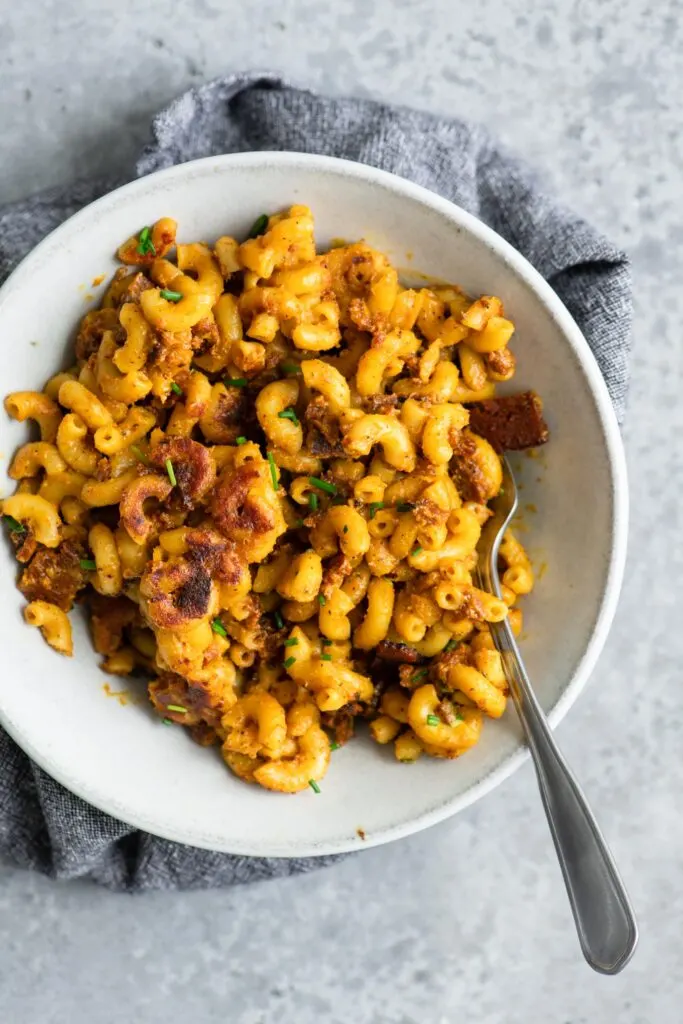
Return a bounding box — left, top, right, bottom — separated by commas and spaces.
0, 153, 627, 856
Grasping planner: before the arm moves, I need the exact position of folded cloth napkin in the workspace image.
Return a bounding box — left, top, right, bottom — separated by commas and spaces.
0, 72, 632, 892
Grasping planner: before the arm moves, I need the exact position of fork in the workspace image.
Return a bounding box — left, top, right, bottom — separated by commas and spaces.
476, 455, 638, 973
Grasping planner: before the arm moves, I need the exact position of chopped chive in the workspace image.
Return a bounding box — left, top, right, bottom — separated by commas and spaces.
248, 213, 269, 238
293, 518, 304, 528
162, 718, 173, 725
80, 558, 97, 571
412, 545, 423, 556
3, 515, 26, 534
396, 502, 415, 513
211, 617, 228, 638
342, 525, 349, 534
426, 714, 440, 726
281, 362, 301, 374
321, 653, 333, 662
443, 639, 458, 653
284, 637, 299, 647
159, 288, 182, 302
136, 226, 156, 257
322, 638, 332, 646
284, 656, 296, 670
267, 451, 278, 490
167, 704, 187, 714
318, 594, 326, 607
235, 436, 247, 445
455, 711, 464, 721
308, 779, 321, 794
225, 377, 248, 388
330, 741, 341, 751
308, 476, 337, 496
273, 610, 285, 630
278, 408, 300, 425
412, 668, 429, 682
308, 492, 318, 512
130, 445, 150, 465
499, 487, 505, 495
368, 502, 385, 519
170, 381, 183, 396
331, 495, 346, 505
165, 458, 177, 487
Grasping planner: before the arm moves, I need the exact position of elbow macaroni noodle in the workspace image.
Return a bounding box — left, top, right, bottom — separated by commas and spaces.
2, 205, 544, 795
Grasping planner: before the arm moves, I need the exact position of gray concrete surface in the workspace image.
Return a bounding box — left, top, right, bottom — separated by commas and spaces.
0, 0, 679, 1021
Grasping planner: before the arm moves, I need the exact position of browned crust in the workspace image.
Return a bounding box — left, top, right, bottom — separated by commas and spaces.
449, 432, 490, 503
18, 539, 87, 611
150, 437, 216, 509
211, 464, 275, 538
468, 391, 549, 453
140, 556, 213, 628
376, 640, 422, 664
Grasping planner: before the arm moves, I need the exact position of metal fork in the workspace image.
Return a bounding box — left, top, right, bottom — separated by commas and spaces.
476, 456, 638, 973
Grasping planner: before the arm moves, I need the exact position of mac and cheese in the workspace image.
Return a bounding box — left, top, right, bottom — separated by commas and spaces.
2, 206, 549, 795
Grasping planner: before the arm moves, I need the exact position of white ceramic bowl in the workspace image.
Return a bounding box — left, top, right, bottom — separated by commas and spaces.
0, 153, 627, 856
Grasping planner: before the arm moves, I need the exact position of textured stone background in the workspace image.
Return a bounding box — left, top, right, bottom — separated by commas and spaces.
1, 1, 679, 1021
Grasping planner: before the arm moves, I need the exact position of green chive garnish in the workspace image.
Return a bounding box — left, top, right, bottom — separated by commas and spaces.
225, 377, 248, 388
211, 617, 227, 638
308, 779, 321, 794
308, 476, 337, 496
321, 653, 332, 662
342, 525, 349, 534
235, 436, 247, 445
396, 502, 415, 513
330, 741, 340, 751
159, 289, 182, 302
322, 638, 332, 646
455, 711, 464, 721
130, 445, 150, 465
318, 594, 326, 607
248, 213, 269, 238
165, 458, 177, 486
80, 559, 97, 571
443, 639, 458, 653
278, 408, 300, 425
281, 362, 301, 374
136, 226, 156, 256
267, 451, 278, 491
273, 610, 284, 630
368, 502, 385, 519
412, 545, 423, 556
3, 515, 25, 534
162, 718, 173, 725
284, 656, 296, 670
426, 714, 440, 726
412, 668, 429, 682
170, 381, 183, 396
284, 637, 298, 647
294, 518, 304, 528
308, 492, 319, 512
167, 704, 187, 714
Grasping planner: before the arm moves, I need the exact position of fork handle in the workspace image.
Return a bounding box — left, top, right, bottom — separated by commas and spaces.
491, 621, 638, 973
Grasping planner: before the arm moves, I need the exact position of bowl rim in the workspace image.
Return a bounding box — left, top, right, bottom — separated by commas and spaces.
0, 151, 628, 856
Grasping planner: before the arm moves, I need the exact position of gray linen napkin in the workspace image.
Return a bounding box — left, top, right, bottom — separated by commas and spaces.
0, 72, 632, 892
